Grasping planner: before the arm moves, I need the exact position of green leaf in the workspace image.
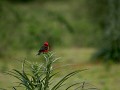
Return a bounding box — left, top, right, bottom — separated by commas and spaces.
65, 82, 83, 90
51, 69, 87, 90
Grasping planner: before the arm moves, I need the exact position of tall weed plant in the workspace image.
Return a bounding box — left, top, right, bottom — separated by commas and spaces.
6, 52, 98, 90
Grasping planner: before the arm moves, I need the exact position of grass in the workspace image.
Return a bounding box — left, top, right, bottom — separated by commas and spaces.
0, 48, 120, 90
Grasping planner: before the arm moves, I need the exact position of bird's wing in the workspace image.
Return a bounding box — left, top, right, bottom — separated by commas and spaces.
39, 45, 48, 51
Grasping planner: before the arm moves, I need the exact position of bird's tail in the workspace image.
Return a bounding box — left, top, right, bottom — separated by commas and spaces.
36, 52, 41, 55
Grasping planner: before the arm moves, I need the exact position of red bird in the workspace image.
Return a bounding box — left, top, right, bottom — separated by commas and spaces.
37, 42, 49, 55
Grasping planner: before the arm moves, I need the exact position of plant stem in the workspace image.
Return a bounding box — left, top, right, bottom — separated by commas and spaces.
44, 54, 52, 90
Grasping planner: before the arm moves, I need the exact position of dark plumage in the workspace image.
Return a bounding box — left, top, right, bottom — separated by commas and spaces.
37, 42, 49, 55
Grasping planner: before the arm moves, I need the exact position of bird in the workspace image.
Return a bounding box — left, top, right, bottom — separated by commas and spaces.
37, 42, 49, 55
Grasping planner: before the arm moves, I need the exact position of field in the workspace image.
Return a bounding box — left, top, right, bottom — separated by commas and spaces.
0, 0, 120, 90
0, 48, 120, 90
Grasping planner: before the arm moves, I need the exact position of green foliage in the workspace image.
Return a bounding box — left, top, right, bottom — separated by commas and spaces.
86, 0, 108, 27
5, 52, 95, 90
6, 0, 69, 3
0, 0, 108, 57
7, 0, 34, 3
92, 0, 120, 63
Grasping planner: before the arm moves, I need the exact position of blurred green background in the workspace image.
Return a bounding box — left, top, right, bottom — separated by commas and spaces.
0, 0, 120, 90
